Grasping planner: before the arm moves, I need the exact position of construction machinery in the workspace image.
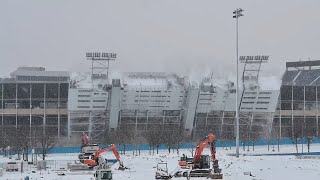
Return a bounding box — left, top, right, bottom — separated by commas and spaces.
78, 132, 99, 160
82, 144, 126, 170
178, 133, 223, 179
94, 168, 113, 180
178, 155, 193, 169
155, 163, 172, 179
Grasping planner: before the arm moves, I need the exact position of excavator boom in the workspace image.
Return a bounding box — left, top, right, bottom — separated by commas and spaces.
193, 133, 216, 164
186, 133, 222, 179
83, 144, 125, 170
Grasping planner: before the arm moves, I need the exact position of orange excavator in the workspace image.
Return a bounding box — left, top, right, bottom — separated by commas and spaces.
82, 144, 126, 170
178, 133, 223, 179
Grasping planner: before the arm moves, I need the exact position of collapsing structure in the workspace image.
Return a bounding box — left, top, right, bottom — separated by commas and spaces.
4, 60, 320, 145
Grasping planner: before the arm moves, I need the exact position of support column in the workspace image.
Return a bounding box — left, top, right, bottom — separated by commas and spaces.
135, 110, 138, 134
89, 111, 92, 138
15, 83, 18, 128
67, 111, 71, 138
43, 84, 46, 134
291, 86, 294, 137
303, 86, 306, 137
220, 111, 225, 139
119, 110, 122, 130
30, 83, 32, 139
58, 83, 60, 138
1, 83, 4, 133
162, 110, 165, 129
146, 110, 149, 130
249, 112, 253, 140
1, 83, 3, 135
316, 87, 319, 136
279, 91, 282, 139
179, 110, 182, 129
205, 112, 209, 132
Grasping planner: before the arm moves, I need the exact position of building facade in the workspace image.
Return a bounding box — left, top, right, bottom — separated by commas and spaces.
109, 73, 187, 136
68, 88, 109, 144
0, 67, 69, 142
7, 60, 320, 146
273, 60, 320, 139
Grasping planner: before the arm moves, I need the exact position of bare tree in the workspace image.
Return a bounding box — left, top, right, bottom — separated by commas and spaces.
16, 126, 30, 161
109, 125, 134, 155
132, 135, 145, 156
6, 127, 23, 159
0, 130, 9, 156
292, 119, 304, 153
34, 128, 56, 160
144, 126, 164, 155
163, 129, 184, 154
307, 136, 312, 153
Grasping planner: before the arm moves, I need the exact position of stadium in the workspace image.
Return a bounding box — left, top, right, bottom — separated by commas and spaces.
0, 60, 319, 146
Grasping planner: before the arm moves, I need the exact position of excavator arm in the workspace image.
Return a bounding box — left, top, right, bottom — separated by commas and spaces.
83, 144, 125, 170
189, 133, 222, 179
193, 133, 216, 163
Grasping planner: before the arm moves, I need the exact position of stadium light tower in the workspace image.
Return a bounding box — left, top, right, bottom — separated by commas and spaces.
233, 8, 244, 158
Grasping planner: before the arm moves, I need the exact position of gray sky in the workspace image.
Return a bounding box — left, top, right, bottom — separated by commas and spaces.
1, 0, 320, 82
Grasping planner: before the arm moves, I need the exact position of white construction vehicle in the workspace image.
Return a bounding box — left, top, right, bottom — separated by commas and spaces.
94, 168, 113, 180
155, 163, 172, 179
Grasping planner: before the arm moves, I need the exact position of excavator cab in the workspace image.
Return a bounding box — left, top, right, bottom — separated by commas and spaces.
193, 155, 210, 169
178, 155, 193, 169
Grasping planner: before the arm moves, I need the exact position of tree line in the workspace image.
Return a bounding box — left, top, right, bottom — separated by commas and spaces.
0, 126, 56, 161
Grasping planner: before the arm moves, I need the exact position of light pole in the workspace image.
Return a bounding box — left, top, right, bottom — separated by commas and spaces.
233, 8, 244, 158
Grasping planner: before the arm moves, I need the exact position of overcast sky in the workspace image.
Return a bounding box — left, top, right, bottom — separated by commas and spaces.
1, 0, 320, 82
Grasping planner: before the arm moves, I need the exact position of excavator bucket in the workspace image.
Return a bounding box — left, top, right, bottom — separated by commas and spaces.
118, 166, 127, 171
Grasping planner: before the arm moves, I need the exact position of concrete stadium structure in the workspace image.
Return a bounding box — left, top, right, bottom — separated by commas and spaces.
0, 67, 69, 143
273, 60, 320, 139
3, 60, 320, 146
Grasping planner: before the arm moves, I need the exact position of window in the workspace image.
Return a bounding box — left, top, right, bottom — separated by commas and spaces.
78, 89, 91, 92
244, 97, 256, 99
256, 107, 267, 110
78, 106, 90, 108
259, 92, 272, 94
151, 100, 165, 102
241, 107, 253, 110
93, 106, 105, 108
199, 103, 211, 105
281, 86, 292, 100
93, 100, 106, 102
78, 100, 90, 102
94, 93, 99, 95
242, 101, 254, 104
258, 97, 270, 99
78, 95, 90, 97
245, 92, 257, 94
257, 101, 269, 104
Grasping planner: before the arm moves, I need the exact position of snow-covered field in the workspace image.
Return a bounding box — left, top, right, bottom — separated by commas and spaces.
1, 143, 320, 180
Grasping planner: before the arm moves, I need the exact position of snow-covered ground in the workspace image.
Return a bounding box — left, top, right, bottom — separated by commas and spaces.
1, 143, 320, 180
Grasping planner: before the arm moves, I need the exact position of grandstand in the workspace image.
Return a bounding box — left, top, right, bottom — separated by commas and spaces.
273, 60, 320, 139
